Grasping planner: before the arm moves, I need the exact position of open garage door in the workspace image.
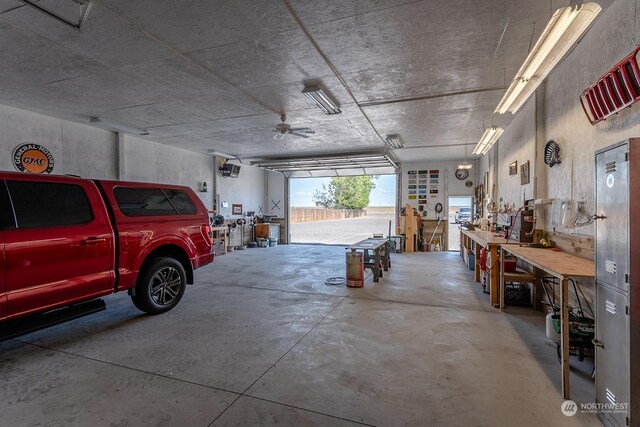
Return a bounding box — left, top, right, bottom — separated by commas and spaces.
251, 151, 398, 245
287, 174, 397, 245
250, 151, 397, 178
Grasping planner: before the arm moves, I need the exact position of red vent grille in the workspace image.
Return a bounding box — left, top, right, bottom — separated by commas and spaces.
580, 46, 640, 124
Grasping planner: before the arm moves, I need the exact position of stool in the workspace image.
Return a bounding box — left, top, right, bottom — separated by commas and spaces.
501, 270, 536, 309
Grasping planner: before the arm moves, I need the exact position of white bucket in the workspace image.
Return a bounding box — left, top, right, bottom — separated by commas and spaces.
546, 312, 560, 342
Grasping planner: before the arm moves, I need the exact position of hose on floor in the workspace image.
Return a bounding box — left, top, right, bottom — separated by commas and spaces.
325, 277, 346, 286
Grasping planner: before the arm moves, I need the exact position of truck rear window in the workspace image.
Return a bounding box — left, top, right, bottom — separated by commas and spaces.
114, 187, 197, 217
6, 181, 93, 228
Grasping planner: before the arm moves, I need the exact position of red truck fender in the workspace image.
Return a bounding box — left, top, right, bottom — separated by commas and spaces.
120, 236, 196, 293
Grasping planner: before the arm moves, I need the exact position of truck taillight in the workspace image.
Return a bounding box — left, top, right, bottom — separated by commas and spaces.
201, 224, 213, 246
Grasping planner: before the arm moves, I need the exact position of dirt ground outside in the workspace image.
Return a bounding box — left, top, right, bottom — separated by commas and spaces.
290, 213, 395, 245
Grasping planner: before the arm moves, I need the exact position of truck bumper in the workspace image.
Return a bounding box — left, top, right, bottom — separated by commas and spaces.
193, 252, 214, 269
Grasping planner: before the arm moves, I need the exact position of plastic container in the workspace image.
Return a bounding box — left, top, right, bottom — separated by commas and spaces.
467, 252, 475, 270
269, 237, 278, 247
546, 312, 560, 342
503, 256, 517, 272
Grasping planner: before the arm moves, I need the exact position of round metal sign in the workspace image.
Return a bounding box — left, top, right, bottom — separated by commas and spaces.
13, 143, 54, 174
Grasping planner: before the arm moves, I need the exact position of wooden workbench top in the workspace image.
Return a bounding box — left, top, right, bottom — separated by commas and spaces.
502, 245, 595, 279
461, 229, 511, 247
347, 238, 388, 250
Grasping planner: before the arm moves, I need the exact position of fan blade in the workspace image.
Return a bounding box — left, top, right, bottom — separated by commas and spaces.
291, 132, 310, 138
289, 127, 315, 134
273, 133, 286, 141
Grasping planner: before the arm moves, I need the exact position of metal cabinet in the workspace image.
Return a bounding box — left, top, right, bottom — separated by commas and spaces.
596, 284, 630, 427
596, 144, 629, 292
595, 139, 639, 427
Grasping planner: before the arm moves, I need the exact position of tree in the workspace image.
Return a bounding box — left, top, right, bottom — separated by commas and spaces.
313, 176, 377, 210
312, 183, 335, 208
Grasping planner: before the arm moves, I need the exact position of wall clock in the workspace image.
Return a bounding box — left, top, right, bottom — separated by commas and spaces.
455, 168, 469, 180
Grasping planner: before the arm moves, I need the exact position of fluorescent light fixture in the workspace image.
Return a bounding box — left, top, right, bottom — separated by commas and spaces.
302, 86, 341, 115
89, 116, 149, 136
457, 163, 473, 170
495, 2, 602, 115
472, 126, 504, 156
384, 134, 404, 149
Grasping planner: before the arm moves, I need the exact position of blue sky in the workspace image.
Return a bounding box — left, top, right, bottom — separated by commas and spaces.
290, 175, 396, 207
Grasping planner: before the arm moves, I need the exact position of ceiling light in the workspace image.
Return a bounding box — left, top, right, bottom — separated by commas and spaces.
384, 134, 404, 149
302, 86, 341, 115
472, 126, 504, 156
89, 116, 149, 136
457, 163, 473, 170
495, 2, 602, 115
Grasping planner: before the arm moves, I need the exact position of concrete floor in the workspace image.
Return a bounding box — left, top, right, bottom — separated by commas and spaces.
1, 246, 599, 426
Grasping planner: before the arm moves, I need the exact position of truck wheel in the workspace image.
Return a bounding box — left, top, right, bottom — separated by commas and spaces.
132, 257, 186, 314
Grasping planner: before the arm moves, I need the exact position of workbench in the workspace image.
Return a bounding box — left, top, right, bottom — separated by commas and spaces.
346, 238, 390, 282
460, 229, 512, 306
500, 245, 595, 400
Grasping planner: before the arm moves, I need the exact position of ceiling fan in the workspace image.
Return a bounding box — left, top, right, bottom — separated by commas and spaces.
273, 114, 315, 140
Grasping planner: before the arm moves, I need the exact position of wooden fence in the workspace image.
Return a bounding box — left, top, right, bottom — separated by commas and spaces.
290, 207, 367, 223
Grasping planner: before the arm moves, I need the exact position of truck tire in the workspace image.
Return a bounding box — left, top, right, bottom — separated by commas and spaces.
132, 257, 186, 314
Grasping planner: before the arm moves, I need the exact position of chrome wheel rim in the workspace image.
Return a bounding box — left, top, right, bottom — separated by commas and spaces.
150, 267, 182, 306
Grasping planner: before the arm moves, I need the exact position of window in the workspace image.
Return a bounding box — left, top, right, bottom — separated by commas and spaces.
165, 190, 197, 215
113, 187, 197, 217
6, 181, 93, 229
0, 182, 16, 229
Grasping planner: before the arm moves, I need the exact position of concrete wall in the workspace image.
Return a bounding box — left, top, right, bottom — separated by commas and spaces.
0, 105, 255, 213
265, 170, 286, 217
0, 104, 117, 179
400, 160, 477, 220
540, 0, 640, 235
496, 97, 536, 207
478, 0, 640, 237
120, 135, 214, 210
214, 157, 266, 220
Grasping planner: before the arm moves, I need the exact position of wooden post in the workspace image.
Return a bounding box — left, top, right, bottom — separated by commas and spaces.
474, 242, 481, 282
406, 204, 415, 252
490, 245, 499, 307
500, 248, 505, 310
561, 277, 571, 399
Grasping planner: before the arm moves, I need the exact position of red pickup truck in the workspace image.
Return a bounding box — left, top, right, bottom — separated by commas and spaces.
0, 172, 214, 338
